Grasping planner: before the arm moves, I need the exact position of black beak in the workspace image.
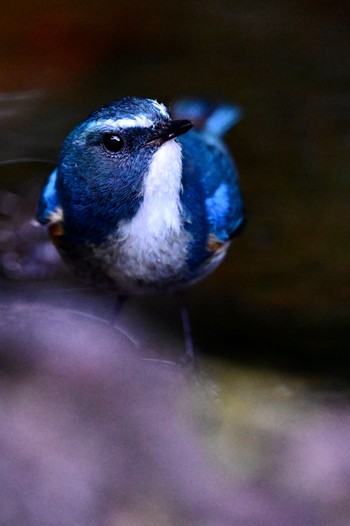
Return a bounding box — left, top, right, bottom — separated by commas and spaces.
146, 119, 193, 146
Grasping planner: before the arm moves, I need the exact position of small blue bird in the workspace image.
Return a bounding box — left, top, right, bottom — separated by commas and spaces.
37, 97, 245, 363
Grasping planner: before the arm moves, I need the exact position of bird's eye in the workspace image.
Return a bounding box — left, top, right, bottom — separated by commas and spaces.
102, 133, 124, 153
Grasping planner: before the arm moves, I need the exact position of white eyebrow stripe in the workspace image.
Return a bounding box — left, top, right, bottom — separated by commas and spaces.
86, 115, 153, 131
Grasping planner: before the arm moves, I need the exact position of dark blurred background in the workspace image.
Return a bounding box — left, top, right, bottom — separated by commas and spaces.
1, 2, 350, 525
1, 0, 349, 375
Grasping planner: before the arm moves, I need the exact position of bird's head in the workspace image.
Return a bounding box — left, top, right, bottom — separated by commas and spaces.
57, 97, 193, 236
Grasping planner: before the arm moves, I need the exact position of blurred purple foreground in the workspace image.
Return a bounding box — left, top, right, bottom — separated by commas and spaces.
0, 301, 350, 525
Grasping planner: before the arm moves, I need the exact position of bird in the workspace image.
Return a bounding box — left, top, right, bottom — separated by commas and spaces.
37, 97, 245, 365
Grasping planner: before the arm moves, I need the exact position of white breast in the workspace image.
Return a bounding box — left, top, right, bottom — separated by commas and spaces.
92, 139, 191, 292
126, 137, 184, 238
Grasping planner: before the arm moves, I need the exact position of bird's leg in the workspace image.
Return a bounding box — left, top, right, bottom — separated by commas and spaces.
178, 293, 197, 369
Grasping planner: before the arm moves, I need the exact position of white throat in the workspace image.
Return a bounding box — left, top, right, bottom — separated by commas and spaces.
121, 139, 183, 239
142, 139, 183, 235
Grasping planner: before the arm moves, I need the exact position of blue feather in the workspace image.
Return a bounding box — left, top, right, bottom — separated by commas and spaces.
172, 99, 242, 138
179, 129, 244, 270
37, 169, 60, 224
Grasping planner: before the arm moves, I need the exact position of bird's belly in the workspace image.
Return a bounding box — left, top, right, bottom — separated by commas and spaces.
56, 223, 230, 295
88, 227, 192, 294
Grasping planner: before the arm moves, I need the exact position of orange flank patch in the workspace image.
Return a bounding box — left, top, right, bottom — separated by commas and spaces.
207, 233, 227, 253
48, 222, 64, 245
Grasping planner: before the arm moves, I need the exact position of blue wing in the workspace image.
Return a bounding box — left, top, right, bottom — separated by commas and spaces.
175, 98, 245, 246
180, 131, 245, 245
201, 137, 244, 242
37, 168, 61, 224
205, 176, 244, 242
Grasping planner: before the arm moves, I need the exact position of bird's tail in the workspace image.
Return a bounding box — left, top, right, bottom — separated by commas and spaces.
171, 99, 242, 138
